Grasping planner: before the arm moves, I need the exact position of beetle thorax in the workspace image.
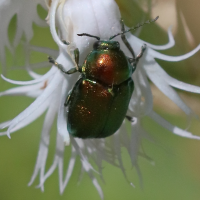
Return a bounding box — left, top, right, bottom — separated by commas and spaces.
82, 41, 132, 86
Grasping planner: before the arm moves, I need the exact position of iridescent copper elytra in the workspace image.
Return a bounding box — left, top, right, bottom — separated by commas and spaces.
48, 16, 159, 139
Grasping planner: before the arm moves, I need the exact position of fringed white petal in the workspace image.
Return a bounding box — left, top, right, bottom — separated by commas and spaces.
29, 46, 58, 57
0, 83, 44, 97
135, 26, 175, 50
137, 67, 153, 115
135, 163, 143, 188
37, 155, 59, 190
1, 67, 57, 85
85, 166, 103, 200
0, 1, 13, 53
129, 67, 153, 117
86, 138, 119, 181
72, 138, 98, 173
57, 139, 66, 194
128, 74, 142, 116
91, 178, 104, 200
0, 0, 46, 66
77, 166, 85, 185
144, 56, 192, 116
84, 140, 105, 181
162, 72, 200, 93
37, 132, 64, 190
6, 71, 62, 138
11, 62, 50, 73
139, 152, 155, 166
28, 96, 58, 190
148, 44, 200, 61
1, 96, 51, 136
113, 129, 128, 180
129, 118, 141, 166
49, 0, 67, 50
13, 1, 46, 47
27, 69, 43, 79
0, 120, 11, 129
149, 111, 200, 139
26, 91, 44, 98
56, 0, 68, 43
97, 139, 118, 167
0, 131, 7, 136
72, 137, 103, 199
57, 79, 70, 145
145, 56, 200, 94
25, 60, 51, 80
60, 145, 76, 194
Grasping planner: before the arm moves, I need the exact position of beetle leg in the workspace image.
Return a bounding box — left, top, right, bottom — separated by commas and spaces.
62, 40, 70, 45
132, 44, 146, 72
48, 56, 78, 74
64, 89, 72, 107
125, 115, 135, 123
74, 48, 82, 72
128, 58, 134, 63
120, 19, 135, 59
66, 68, 78, 74
120, 19, 146, 72
135, 44, 146, 62
74, 48, 79, 66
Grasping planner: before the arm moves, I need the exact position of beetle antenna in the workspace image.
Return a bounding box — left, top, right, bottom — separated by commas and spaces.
109, 16, 159, 40
77, 33, 100, 41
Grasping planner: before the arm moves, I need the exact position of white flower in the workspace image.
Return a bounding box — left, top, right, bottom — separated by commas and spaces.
0, 0, 200, 199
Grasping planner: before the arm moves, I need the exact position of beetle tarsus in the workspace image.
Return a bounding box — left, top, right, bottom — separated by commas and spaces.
131, 44, 146, 72
126, 115, 135, 123
48, 56, 57, 65
48, 56, 78, 74
48, 56, 66, 73
62, 40, 70, 45
66, 68, 78, 74
136, 44, 146, 61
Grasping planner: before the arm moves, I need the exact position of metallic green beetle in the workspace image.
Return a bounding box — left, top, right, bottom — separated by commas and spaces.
49, 17, 158, 139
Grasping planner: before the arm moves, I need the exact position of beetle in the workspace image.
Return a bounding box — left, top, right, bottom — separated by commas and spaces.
48, 16, 159, 139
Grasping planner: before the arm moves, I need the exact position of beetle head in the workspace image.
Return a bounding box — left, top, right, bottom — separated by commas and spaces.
93, 41, 120, 51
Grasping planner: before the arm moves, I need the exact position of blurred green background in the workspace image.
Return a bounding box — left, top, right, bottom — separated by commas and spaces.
0, 0, 200, 199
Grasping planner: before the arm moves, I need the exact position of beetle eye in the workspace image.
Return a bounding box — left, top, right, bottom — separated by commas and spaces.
93, 41, 101, 50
